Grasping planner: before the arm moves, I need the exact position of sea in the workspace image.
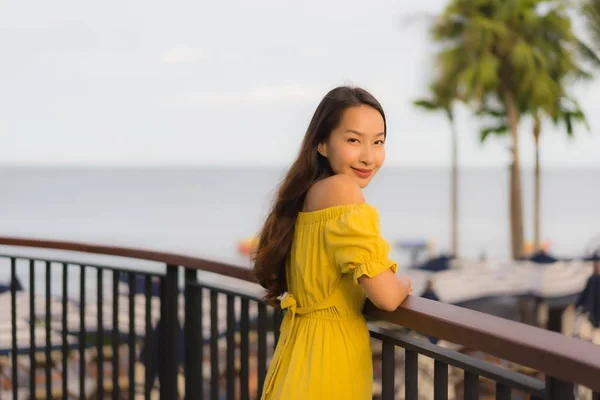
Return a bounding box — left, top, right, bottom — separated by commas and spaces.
0, 166, 599, 295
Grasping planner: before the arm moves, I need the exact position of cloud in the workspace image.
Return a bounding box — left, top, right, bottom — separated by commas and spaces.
172, 84, 324, 105
160, 45, 204, 64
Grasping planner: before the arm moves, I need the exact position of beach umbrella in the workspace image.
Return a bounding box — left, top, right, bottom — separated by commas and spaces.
117, 273, 161, 297
527, 250, 559, 264
573, 257, 600, 328
412, 255, 453, 272
0, 277, 24, 294
582, 251, 600, 262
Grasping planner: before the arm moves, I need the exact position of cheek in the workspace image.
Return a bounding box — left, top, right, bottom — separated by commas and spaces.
329, 144, 355, 165
375, 147, 386, 166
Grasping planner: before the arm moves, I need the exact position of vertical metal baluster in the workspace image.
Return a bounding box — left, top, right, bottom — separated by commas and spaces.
79, 265, 86, 399
463, 371, 479, 400
10, 258, 18, 400
62, 263, 68, 398
226, 294, 236, 400
495, 382, 511, 400
546, 376, 574, 400
257, 302, 268, 398
434, 360, 448, 400
45, 261, 51, 399
97, 268, 104, 399
112, 270, 120, 400
128, 272, 135, 400
29, 259, 36, 400
210, 290, 219, 400
184, 271, 203, 400
405, 349, 418, 399
381, 340, 395, 399
198, 285, 204, 398
158, 266, 180, 399
144, 275, 153, 399
240, 298, 250, 400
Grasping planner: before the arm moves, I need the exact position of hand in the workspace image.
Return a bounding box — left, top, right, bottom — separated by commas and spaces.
399, 276, 413, 295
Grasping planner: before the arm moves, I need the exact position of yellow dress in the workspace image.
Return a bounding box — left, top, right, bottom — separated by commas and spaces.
261, 203, 398, 399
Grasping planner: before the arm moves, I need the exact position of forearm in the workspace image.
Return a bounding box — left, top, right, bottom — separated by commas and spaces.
360, 270, 412, 312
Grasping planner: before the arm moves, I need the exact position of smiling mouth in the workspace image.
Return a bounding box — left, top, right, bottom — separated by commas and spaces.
352, 168, 372, 177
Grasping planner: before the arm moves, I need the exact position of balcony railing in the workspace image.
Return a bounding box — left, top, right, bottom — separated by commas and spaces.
0, 236, 599, 399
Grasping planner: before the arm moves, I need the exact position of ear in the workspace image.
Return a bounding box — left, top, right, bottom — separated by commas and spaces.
317, 142, 328, 158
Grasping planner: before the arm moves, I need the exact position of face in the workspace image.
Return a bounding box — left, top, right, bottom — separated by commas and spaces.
317, 105, 386, 188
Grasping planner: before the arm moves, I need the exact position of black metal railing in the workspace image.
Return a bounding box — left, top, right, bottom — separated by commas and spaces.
369, 325, 547, 399
3, 255, 164, 399
183, 273, 283, 399
1, 237, 600, 400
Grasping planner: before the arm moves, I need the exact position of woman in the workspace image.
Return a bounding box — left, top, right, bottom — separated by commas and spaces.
253, 85, 413, 399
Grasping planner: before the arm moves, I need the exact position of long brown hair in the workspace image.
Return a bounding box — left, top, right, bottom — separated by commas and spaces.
252, 85, 387, 305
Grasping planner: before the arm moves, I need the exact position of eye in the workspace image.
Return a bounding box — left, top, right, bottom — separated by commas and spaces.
347, 138, 359, 143
375, 140, 385, 145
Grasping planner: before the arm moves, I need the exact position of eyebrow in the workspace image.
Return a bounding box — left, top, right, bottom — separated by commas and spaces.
345, 129, 385, 137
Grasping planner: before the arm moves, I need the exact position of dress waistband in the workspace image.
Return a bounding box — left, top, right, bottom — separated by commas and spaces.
261, 290, 342, 397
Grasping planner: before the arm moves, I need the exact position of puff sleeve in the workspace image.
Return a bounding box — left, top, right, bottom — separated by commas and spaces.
324, 204, 397, 283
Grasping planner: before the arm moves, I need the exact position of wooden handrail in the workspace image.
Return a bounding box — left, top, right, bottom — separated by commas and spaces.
0, 236, 255, 281
365, 301, 600, 392
1, 235, 600, 392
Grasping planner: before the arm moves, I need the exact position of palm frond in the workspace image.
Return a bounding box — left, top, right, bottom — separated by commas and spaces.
581, 0, 600, 52
575, 38, 600, 68
413, 99, 440, 110
479, 124, 509, 143
422, 0, 591, 143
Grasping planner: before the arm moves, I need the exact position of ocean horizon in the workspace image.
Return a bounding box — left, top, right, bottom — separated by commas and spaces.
1, 164, 598, 260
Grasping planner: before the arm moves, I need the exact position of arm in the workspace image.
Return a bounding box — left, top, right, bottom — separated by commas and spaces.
310, 174, 412, 312
359, 270, 412, 312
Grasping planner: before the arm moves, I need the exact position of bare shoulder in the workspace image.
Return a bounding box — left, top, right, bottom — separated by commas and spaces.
304, 174, 365, 212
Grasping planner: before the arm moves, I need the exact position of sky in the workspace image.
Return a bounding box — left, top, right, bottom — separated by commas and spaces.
2, 0, 600, 168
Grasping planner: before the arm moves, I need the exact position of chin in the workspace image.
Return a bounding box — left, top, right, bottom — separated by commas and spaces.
358, 178, 372, 189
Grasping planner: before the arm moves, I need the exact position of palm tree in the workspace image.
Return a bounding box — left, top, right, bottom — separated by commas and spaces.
478, 96, 589, 252
430, 0, 583, 258
527, 1, 600, 250
515, 2, 596, 251
413, 82, 460, 257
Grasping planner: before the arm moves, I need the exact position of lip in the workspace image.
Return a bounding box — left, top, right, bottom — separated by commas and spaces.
351, 167, 372, 178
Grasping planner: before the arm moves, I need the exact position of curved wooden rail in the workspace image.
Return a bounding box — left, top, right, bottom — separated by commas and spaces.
1, 235, 600, 392
0, 236, 255, 281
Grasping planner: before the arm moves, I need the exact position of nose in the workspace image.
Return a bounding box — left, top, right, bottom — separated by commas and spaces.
359, 143, 374, 166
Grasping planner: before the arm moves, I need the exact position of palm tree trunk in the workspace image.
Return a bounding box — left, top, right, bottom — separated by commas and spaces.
450, 117, 459, 258
533, 114, 541, 251
503, 88, 525, 259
